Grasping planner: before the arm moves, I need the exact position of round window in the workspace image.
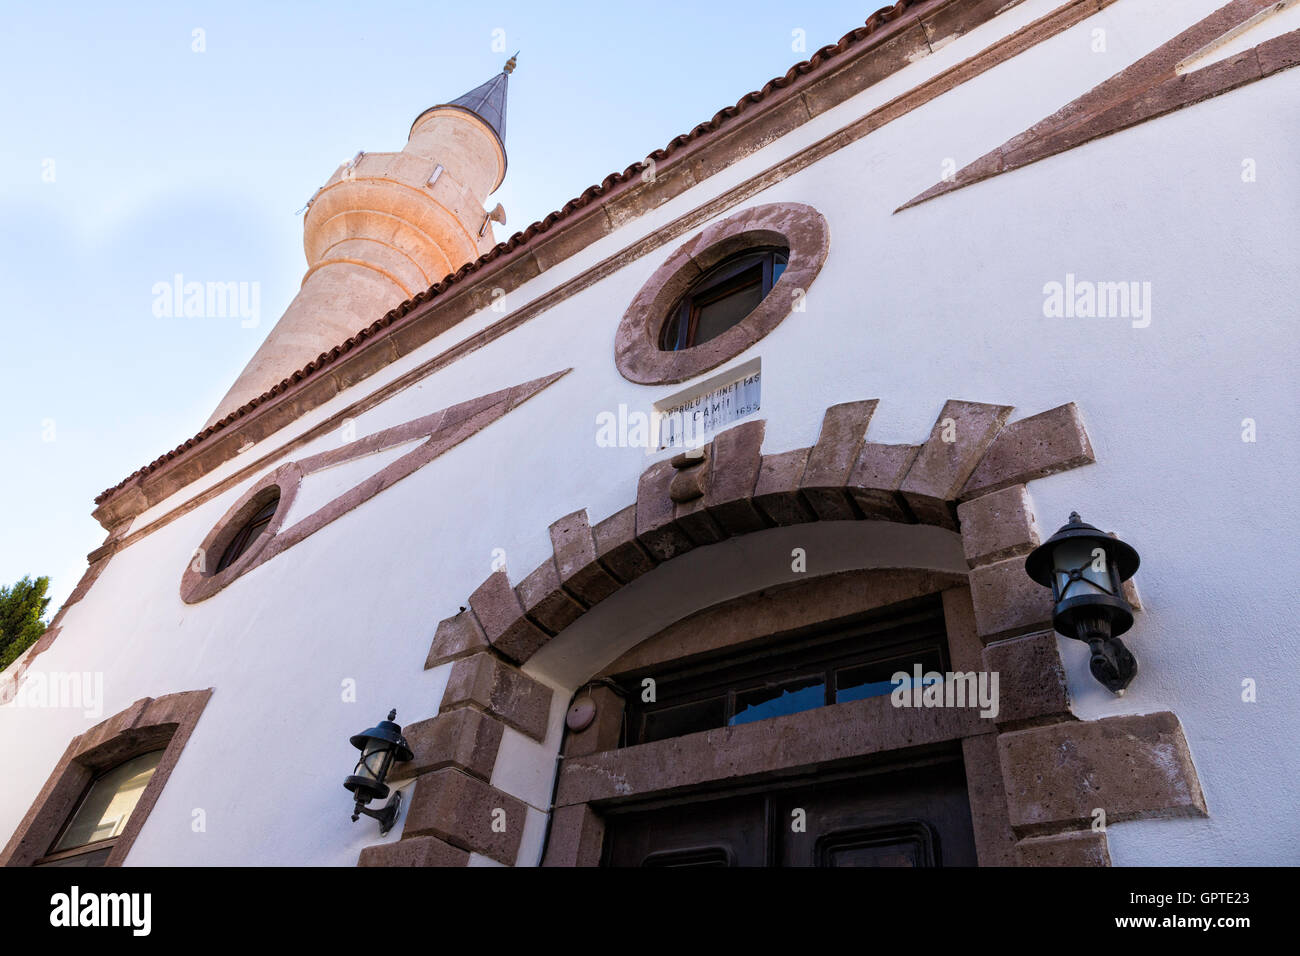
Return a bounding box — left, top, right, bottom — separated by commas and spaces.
615, 202, 829, 385
659, 247, 789, 351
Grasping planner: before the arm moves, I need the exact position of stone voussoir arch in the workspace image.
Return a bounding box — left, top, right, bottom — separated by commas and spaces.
428, 396, 1096, 669
380, 395, 1206, 868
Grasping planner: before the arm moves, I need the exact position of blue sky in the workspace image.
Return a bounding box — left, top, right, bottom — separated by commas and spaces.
0, 0, 878, 612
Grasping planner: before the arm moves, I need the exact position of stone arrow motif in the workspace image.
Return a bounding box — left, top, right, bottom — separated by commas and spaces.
897, 0, 1300, 212
273, 369, 572, 553
180, 369, 570, 602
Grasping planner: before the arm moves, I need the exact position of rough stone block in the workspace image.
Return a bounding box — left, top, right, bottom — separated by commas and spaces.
468, 570, 551, 664
516, 558, 584, 635
961, 733, 1019, 867
999, 712, 1208, 833
982, 630, 1070, 725
424, 610, 489, 669
800, 401, 877, 520
752, 448, 815, 526
593, 505, 657, 584
969, 556, 1054, 642
1017, 830, 1110, 867
636, 459, 695, 561
703, 419, 767, 535
1258, 28, 1300, 77
542, 804, 606, 867
357, 834, 469, 868
900, 400, 1013, 527
672, 452, 727, 546
404, 769, 527, 866
396, 708, 505, 781
440, 652, 553, 742
549, 510, 620, 606
957, 484, 1040, 568
961, 403, 1094, 500
847, 442, 919, 521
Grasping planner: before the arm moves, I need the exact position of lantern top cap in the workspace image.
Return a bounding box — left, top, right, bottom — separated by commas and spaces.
349, 709, 414, 762
1024, 512, 1140, 586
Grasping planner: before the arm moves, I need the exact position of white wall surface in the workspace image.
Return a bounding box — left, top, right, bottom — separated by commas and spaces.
2, 0, 1296, 866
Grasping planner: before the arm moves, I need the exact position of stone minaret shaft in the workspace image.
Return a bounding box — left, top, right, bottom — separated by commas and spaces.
206, 63, 514, 427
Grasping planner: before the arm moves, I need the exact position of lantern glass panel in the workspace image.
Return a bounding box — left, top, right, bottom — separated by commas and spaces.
1052, 539, 1114, 598
355, 739, 391, 782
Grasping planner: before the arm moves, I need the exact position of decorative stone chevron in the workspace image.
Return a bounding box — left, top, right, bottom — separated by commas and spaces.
899, 0, 1300, 211
179, 370, 568, 603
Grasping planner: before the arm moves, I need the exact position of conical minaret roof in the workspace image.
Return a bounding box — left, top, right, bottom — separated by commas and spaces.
415, 54, 515, 155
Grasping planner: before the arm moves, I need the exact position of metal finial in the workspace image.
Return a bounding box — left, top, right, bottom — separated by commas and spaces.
504, 51, 519, 74
1068, 512, 1082, 524
387, 709, 397, 721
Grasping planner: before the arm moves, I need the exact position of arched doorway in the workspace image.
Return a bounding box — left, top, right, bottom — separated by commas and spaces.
369, 397, 1205, 869
538, 561, 998, 867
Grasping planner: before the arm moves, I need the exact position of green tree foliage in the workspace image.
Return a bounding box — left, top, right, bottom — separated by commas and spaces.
0, 575, 51, 672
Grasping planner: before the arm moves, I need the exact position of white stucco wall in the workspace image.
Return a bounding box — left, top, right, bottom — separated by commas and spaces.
2, 0, 1296, 866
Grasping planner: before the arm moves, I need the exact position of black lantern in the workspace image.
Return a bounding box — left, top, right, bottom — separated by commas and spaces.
343, 709, 413, 833
1025, 513, 1141, 695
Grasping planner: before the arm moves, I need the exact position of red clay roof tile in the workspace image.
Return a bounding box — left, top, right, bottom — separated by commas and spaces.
96, 1, 920, 506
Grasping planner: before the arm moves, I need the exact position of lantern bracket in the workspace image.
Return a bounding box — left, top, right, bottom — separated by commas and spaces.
1087, 635, 1138, 695
352, 790, 403, 835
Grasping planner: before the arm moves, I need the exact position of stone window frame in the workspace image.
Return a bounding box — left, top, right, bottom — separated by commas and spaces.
179, 462, 304, 604
0, 689, 213, 867
615, 202, 830, 385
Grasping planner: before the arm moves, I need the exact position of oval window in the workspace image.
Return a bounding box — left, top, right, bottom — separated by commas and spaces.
660, 247, 788, 351
614, 202, 828, 385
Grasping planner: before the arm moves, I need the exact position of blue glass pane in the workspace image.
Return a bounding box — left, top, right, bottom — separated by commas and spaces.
837, 659, 943, 704
730, 678, 825, 726
836, 678, 899, 704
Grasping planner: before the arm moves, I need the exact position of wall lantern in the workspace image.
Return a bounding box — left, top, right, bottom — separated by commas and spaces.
343, 709, 414, 834
1025, 513, 1141, 695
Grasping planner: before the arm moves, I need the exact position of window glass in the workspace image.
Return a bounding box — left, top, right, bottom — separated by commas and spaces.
731, 676, 825, 726
661, 248, 788, 351
621, 599, 949, 746
694, 277, 764, 345
216, 493, 279, 572
50, 750, 164, 854
836, 648, 945, 704
641, 697, 726, 744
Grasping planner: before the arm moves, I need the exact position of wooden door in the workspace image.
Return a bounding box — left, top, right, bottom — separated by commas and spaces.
603, 759, 977, 867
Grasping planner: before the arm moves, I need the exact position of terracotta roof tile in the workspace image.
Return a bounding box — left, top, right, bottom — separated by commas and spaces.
96, 1, 920, 506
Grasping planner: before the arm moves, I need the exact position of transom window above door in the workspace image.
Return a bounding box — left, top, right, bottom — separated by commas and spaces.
617, 598, 949, 747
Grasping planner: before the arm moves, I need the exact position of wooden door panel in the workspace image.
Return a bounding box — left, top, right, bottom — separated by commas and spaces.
774, 762, 977, 867
603, 792, 767, 867
602, 759, 977, 867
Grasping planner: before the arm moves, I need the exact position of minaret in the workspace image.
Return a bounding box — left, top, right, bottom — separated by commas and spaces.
205, 57, 516, 427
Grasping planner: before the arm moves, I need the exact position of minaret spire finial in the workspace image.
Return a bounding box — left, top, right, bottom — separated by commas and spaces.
504, 51, 519, 74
